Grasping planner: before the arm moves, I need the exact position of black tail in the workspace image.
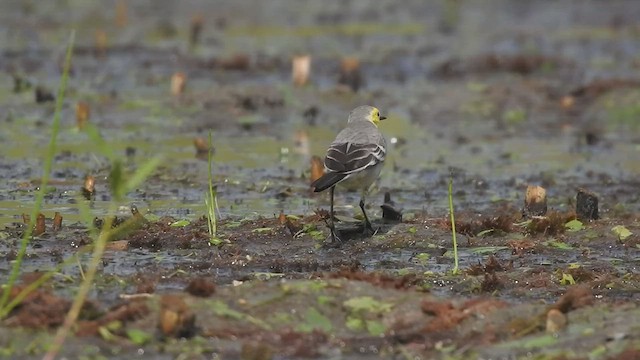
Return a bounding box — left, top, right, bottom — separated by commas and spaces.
311, 173, 346, 192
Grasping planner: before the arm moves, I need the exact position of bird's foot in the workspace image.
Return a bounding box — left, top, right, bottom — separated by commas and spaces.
322, 228, 342, 247
363, 221, 378, 237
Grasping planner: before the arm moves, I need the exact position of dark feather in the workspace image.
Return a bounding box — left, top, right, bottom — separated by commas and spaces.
311, 172, 346, 192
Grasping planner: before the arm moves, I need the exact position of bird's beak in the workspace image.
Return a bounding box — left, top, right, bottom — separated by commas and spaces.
380, 115, 387, 121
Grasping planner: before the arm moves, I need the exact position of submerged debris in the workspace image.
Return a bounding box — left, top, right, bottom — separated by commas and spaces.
12, 74, 32, 93
189, 14, 204, 49
34, 213, 45, 236
292, 55, 311, 86
525, 211, 575, 236
381, 192, 403, 222
22, 213, 47, 236
159, 294, 197, 338
193, 136, 213, 156
94, 29, 108, 56
75, 101, 90, 130
545, 308, 567, 333
170, 72, 187, 96
34, 86, 54, 103
550, 285, 594, 313
338, 57, 363, 92
185, 277, 216, 297
302, 106, 319, 125
576, 188, 599, 221
522, 185, 547, 217
433, 54, 571, 77
52, 212, 62, 232
3, 287, 71, 328
81, 175, 96, 200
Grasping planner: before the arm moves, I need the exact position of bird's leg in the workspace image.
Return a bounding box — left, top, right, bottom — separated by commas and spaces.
359, 195, 375, 235
329, 186, 337, 242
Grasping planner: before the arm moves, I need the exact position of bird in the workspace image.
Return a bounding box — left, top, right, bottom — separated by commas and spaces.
311, 105, 387, 242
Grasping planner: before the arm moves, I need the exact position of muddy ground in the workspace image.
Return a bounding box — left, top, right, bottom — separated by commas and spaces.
1, 1, 640, 359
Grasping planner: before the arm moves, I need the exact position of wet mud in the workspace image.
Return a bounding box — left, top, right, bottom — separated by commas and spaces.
1, 1, 640, 359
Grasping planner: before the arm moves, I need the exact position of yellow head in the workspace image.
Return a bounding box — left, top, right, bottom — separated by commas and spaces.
348, 105, 387, 126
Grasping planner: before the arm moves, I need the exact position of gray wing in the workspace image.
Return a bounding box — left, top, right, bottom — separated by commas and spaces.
325, 142, 385, 175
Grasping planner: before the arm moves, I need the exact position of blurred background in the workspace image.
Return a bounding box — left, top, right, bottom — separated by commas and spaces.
1, 0, 640, 226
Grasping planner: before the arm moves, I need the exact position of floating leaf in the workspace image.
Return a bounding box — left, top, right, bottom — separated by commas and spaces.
98, 321, 121, 341
252, 272, 285, 280
317, 295, 333, 306
209, 237, 223, 246
560, 273, 576, 285
466, 81, 488, 92
210, 300, 271, 330
502, 108, 527, 125
296, 307, 332, 333
522, 334, 558, 348
343, 296, 392, 314
476, 229, 494, 237
611, 225, 632, 241
211, 301, 242, 319
469, 246, 510, 254
514, 220, 532, 227
544, 241, 573, 250
345, 316, 364, 331
126, 329, 152, 345
589, 345, 608, 358
170, 219, 190, 227
98, 326, 115, 341
415, 253, 430, 265
408, 226, 417, 234
565, 219, 584, 232
366, 320, 386, 336
225, 221, 243, 228
307, 229, 325, 241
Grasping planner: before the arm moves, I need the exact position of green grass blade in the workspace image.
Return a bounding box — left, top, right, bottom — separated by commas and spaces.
448, 175, 459, 275
120, 156, 162, 200
0, 30, 75, 315
206, 131, 217, 239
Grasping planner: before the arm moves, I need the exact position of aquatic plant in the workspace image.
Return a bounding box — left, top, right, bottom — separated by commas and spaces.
0, 32, 75, 317
448, 173, 460, 275
205, 131, 222, 245
0, 30, 161, 360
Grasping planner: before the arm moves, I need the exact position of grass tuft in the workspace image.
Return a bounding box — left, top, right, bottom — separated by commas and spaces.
205, 131, 221, 245
0, 31, 76, 317
448, 174, 460, 275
